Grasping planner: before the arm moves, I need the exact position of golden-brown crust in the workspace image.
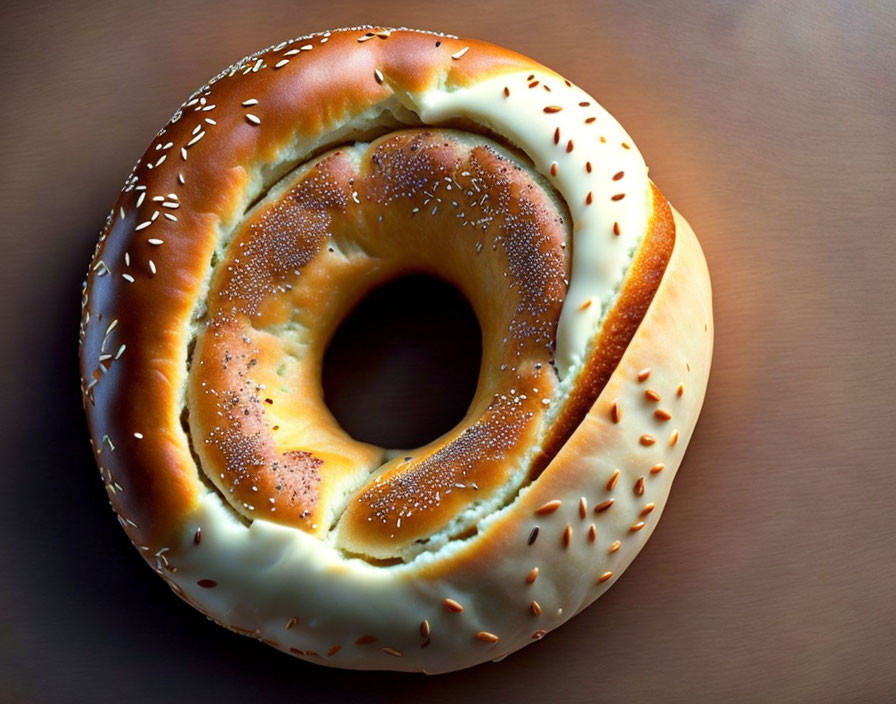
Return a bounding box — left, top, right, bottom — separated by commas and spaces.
80, 28, 551, 550
186, 130, 569, 551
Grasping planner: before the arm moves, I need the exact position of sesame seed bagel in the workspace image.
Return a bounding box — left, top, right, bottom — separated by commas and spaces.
79, 26, 713, 673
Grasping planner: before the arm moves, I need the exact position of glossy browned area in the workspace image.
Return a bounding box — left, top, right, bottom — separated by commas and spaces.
3, 1, 895, 701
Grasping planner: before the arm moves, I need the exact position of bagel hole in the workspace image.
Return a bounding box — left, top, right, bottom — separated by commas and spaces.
322, 274, 481, 449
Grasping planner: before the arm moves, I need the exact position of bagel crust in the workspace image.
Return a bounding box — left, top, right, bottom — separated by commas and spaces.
79, 26, 713, 673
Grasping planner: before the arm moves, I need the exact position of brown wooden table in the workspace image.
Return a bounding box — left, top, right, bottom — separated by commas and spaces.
3, 2, 894, 701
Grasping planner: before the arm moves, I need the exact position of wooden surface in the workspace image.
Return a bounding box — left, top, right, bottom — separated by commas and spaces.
2, 2, 895, 701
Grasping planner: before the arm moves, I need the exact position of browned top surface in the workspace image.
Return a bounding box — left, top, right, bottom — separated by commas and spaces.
2, 1, 895, 702
189, 130, 569, 554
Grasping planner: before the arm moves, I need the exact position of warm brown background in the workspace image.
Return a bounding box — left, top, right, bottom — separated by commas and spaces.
2, 1, 894, 702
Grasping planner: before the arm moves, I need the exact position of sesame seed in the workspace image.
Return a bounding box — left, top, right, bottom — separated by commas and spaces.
609, 540, 621, 553
115, 344, 126, 359
382, 647, 402, 657
274, 59, 290, 69
606, 469, 620, 491
566, 139, 574, 152
527, 526, 540, 545
451, 46, 470, 59
630, 521, 646, 532
328, 645, 341, 656
526, 568, 539, 584
503, 86, 510, 97
534, 499, 562, 515
677, 384, 685, 397
634, 477, 645, 496
197, 579, 217, 588
530, 600, 542, 616
136, 192, 146, 207
640, 434, 656, 446
285, 617, 297, 630
444, 598, 464, 613
420, 620, 430, 638
147, 238, 164, 245
543, 105, 562, 113
611, 193, 626, 201
613, 221, 621, 236
245, 114, 261, 125
650, 463, 665, 474
598, 571, 614, 584
638, 368, 651, 381
374, 68, 384, 84
357, 33, 375, 42
186, 131, 205, 147
613, 170, 625, 180
133, 432, 143, 439
562, 524, 572, 547
594, 499, 614, 513
645, 389, 661, 402
586, 191, 593, 205
550, 161, 557, 176
670, 430, 680, 446
121, 273, 135, 283
242, 99, 258, 107
654, 408, 672, 421
641, 503, 656, 517
610, 400, 621, 423
588, 524, 597, 542
579, 497, 587, 518
476, 632, 499, 643
300, 44, 313, 50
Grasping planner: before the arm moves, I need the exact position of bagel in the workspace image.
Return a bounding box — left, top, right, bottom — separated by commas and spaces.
79, 26, 713, 673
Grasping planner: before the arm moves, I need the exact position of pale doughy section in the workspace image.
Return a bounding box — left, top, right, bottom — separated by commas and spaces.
406, 70, 651, 378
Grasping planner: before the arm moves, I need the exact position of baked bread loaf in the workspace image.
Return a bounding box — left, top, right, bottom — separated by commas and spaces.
79, 26, 713, 673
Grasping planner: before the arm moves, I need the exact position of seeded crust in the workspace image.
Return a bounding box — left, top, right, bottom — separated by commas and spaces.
188, 130, 570, 557
79, 26, 712, 672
